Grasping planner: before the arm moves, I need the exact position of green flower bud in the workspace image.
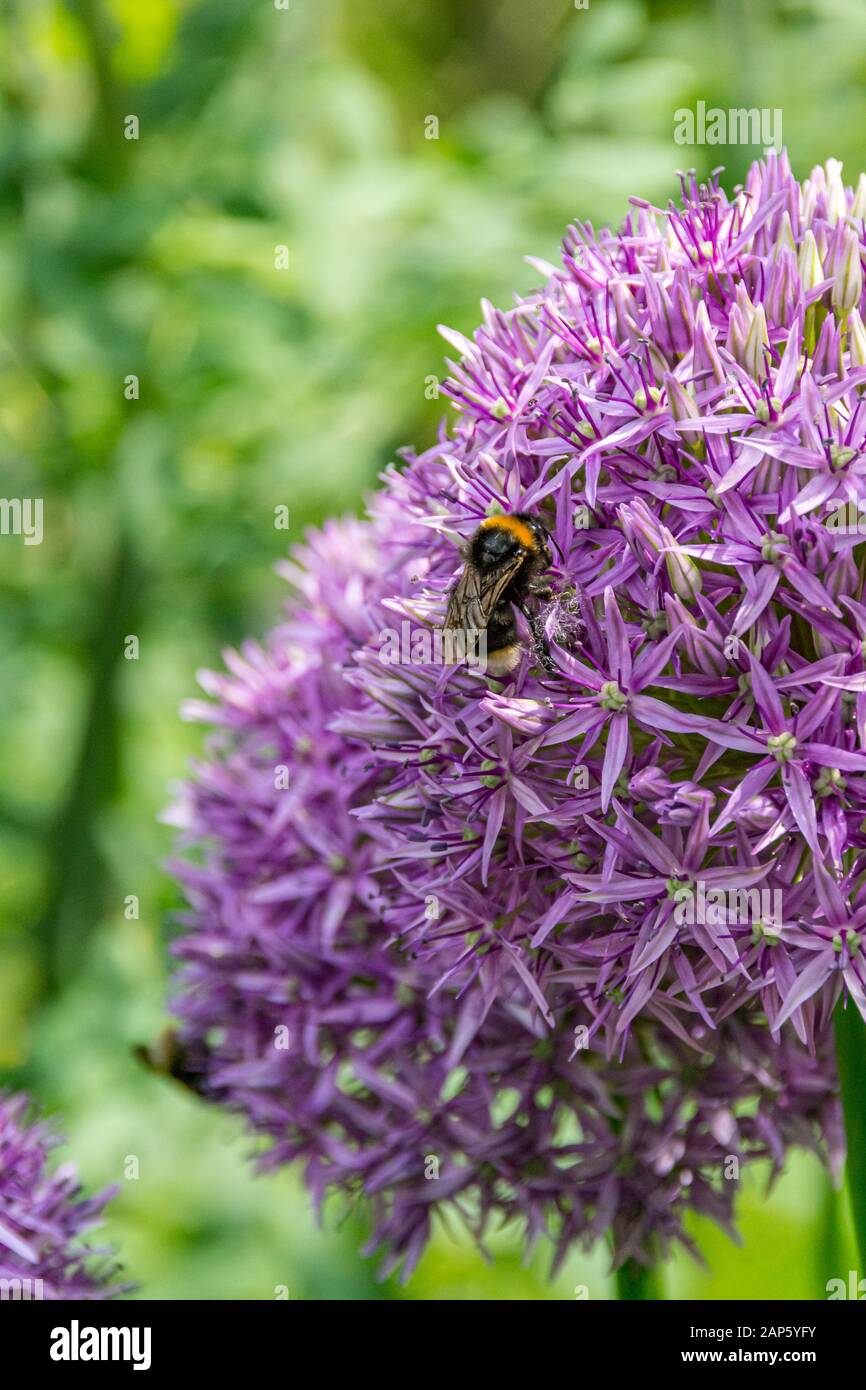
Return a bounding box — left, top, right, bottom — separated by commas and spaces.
599, 680, 628, 712
798, 230, 824, 293
664, 372, 699, 423
832, 230, 864, 317
694, 301, 726, 384
744, 304, 770, 381
773, 211, 796, 260
767, 731, 798, 763
633, 385, 662, 412
814, 766, 846, 797
480, 758, 500, 788
848, 308, 866, 367
662, 526, 702, 602
755, 396, 782, 423
666, 877, 691, 901
830, 443, 856, 470
752, 919, 781, 947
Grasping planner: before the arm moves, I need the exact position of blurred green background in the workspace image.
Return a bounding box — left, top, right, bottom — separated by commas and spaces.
0, 0, 864, 1299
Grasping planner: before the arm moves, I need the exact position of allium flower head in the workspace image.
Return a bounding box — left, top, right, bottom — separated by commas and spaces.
167, 154, 866, 1278
170, 153, 856, 1277
350, 152, 866, 1043
0, 1093, 123, 1298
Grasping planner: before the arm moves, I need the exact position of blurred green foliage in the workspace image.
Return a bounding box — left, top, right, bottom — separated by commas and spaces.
0, 0, 864, 1298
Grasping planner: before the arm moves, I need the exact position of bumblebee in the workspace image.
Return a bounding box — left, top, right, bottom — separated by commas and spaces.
443, 512, 554, 676
133, 1027, 210, 1099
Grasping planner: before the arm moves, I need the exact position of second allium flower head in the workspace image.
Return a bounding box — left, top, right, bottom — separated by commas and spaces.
0, 1094, 122, 1298
169, 152, 861, 1277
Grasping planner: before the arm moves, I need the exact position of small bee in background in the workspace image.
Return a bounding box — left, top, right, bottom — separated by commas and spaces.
443, 512, 554, 676
133, 1027, 210, 1099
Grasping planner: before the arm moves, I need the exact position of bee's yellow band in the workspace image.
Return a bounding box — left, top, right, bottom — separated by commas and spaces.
480, 515, 535, 549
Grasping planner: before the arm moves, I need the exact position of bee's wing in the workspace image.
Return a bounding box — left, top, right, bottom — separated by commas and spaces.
443, 554, 524, 631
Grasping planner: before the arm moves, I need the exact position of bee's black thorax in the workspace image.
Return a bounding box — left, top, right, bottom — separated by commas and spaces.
470, 524, 528, 569
470, 512, 548, 569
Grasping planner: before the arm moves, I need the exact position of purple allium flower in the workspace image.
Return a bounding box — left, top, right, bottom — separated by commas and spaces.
0, 1093, 123, 1298
335, 151, 866, 1044
168, 460, 841, 1275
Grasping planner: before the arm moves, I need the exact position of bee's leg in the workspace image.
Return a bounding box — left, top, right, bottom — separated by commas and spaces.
526, 579, 553, 600
516, 599, 555, 672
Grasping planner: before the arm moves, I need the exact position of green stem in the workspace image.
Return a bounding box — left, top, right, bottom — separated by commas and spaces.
834, 998, 866, 1268
615, 1258, 662, 1300
817, 1177, 846, 1295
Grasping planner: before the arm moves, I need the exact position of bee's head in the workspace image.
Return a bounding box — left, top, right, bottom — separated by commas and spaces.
473, 511, 552, 565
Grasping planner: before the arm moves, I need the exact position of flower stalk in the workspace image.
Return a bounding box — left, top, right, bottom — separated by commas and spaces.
616, 1259, 662, 1301
834, 999, 866, 1269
